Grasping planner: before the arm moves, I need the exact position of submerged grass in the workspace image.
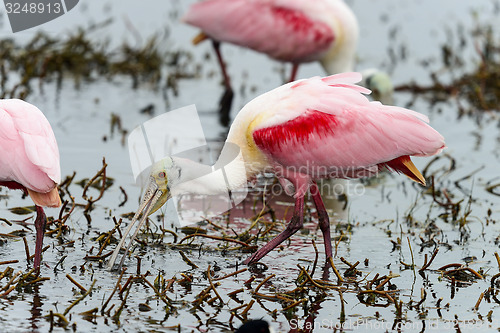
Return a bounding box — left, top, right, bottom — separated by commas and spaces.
1, 153, 498, 331
0, 20, 198, 102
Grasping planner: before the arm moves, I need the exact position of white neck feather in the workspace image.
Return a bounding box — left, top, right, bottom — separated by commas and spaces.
320, 0, 358, 74
170, 143, 249, 197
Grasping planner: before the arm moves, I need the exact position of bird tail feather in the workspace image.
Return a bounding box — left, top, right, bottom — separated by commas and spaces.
27, 188, 61, 208
192, 32, 208, 45
383, 155, 426, 186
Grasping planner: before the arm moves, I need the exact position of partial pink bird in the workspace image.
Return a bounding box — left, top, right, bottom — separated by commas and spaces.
108, 72, 445, 269
183, 0, 358, 125
0, 99, 61, 269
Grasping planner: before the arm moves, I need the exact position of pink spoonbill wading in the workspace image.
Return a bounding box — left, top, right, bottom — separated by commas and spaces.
0, 99, 61, 269
183, 0, 359, 125
108, 72, 445, 269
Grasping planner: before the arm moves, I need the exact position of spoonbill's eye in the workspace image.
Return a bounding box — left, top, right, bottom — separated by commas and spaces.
158, 171, 166, 178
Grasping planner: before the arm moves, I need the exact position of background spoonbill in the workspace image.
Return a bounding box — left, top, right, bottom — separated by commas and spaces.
0, 99, 61, 269
108, 72, 445, 269
360, 68, 394, 105
183, 0, 358, 125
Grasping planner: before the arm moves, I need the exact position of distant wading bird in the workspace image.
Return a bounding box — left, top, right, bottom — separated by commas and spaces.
108, 73, 445, 269
360, 68, 394, 105
183, 0, 359, 126
0, 99, 61, 269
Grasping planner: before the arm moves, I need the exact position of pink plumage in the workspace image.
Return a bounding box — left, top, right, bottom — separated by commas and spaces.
183, 0, 359, 125
0, 99, 61, 269
0, 99, 60, 196
251, 74, 444, 178
184, 0, 337, 63
227, 72, 445, 263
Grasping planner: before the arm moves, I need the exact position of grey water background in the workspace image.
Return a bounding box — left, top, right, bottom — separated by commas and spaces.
0, 0, 499, 332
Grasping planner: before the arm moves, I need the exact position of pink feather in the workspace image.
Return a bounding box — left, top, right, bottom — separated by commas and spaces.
0, 99, 61, 195
230, 73, 444, 184
183, 0, 338, 63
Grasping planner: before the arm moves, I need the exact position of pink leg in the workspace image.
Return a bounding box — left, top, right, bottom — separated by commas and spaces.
33, 205, 46, 269
310, 181, 332, 260
289, 63, 299, 82
212, 40, 234, 126
243, 195, 305, 265
0, 183, 46, 269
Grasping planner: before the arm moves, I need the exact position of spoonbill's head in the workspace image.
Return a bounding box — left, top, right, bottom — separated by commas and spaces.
137, 157, 179, 218
361, 69, 394, 105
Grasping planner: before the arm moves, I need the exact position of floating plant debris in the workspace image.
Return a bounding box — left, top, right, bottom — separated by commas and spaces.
395, 18, 500, 116
0, 21, 199, 101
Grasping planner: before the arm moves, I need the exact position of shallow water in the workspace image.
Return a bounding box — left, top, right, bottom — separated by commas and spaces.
0, 0, 500, 332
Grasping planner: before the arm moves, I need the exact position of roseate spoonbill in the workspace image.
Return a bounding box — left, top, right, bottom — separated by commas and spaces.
0, 99, 61, 269
108, 72, 445, 269
183, 0, 358, 125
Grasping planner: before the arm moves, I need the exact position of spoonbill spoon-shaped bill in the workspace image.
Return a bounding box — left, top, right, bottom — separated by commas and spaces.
0, 99, 61, 269
108, 72, 445, 269
183, 0, 359, 125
